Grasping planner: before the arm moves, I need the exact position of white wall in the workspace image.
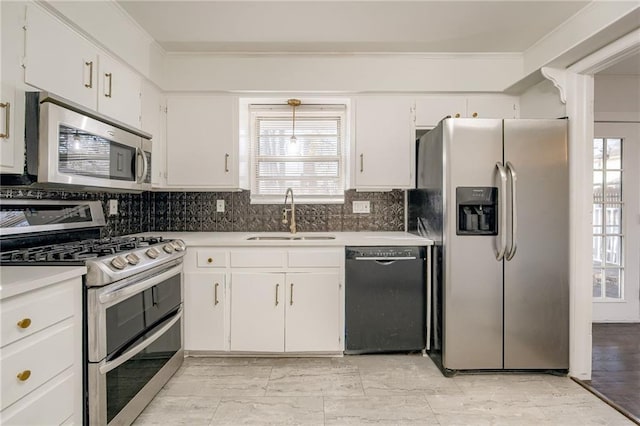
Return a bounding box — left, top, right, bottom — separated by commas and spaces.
519, 79, 566, 119
162, 53, 523, 93
594, 74, 640, 122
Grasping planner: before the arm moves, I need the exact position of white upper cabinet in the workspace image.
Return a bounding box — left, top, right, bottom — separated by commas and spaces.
23, 4, 141, 130
97, 54, 141, 128
354, 96, 415, 190
415, 95, 519, 127
466, 96, 518, 119
415, 96, 467, 127
165, 95, 239, 189
140, 80, 166, 187
24, 5, 98, 109
1, 1, 26, 174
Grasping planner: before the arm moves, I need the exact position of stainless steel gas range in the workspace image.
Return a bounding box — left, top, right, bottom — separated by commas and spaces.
0, 199, 186, 425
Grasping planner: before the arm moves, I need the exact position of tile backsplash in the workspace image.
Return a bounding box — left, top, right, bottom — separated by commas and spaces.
1, 189, 405, 237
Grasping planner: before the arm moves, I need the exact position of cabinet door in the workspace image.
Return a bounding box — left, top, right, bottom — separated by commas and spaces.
166, 96, 237, 188
97, 54, 141, 129
1, 2, 25, 174
354, 96, 414, 189
285, 272, 341, 352
467, 96, 518, 119
184, 272, 227, 351
0, 83, 17, 171
141, 80, 166, 186
230, 273, 284, 352
415, 96, 466, 127
24, 4, 97, 110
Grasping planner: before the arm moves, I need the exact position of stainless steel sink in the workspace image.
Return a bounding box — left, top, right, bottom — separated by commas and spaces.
291, 236, 336, 240
245, 236, 292, 240
245, 235, 336, 241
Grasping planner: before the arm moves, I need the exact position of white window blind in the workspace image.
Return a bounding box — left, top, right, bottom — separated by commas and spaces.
250, 104, 346, 204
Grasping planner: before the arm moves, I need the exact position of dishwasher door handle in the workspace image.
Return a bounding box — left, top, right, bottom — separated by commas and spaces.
353, 257, 417, 261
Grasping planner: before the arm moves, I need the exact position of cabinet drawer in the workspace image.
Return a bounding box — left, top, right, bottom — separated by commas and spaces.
288, 249, 342, 268
196, 250, 229, 268
230, 250, 286, 268
0, 369, 74, 425
1, 280, 75, 348
1, 321, 74, 410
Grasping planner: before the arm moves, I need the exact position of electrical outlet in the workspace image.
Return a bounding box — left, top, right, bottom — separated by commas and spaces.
216, 199, 225, 213
352, 200, 370, 214
108, 199, 118, 216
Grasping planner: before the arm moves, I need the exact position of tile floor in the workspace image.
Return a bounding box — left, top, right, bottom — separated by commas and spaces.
134, 355, 634, 425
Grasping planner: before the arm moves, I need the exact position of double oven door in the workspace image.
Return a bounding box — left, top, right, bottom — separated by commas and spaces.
86, 261, 183, 425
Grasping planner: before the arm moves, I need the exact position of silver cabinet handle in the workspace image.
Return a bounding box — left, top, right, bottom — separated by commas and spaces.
0, 102, 9, 139
506, 162, 518, 261
290, 283, 294, 306
85, 61, 93, 88
224, 153, 230, 172
495, 162, 508, 261
214, 282, 219, 305
104, 72, 113, 98
360, 154, 364, 173
275, 283, 279, 306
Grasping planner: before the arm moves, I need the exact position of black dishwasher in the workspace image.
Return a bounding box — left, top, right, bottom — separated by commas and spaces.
345, 246, 427, 354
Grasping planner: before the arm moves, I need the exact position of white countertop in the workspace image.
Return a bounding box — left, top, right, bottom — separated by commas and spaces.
0, 266, 87, 300
142, 232, 433, 247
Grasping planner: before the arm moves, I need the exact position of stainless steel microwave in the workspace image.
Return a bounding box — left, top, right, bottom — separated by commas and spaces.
2, 92, 152, 192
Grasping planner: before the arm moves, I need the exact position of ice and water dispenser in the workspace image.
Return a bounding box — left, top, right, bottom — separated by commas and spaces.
456, 187, 498, 235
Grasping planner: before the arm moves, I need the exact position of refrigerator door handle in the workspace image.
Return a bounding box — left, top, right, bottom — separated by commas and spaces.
506, 161, 518, 261
496, 162, 508, 261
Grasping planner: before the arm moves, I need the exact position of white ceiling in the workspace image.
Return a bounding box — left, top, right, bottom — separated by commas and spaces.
117, 1, 592, 54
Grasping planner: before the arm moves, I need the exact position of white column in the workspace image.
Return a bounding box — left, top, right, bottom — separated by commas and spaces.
565, 71, 594, 380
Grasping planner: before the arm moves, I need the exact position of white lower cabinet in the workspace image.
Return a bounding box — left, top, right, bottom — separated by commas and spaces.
185, 247, 344, 354
284, 272, 341, 352
0, 274, 82, 425
230, 273, 285, 352
230, 272, 341, 353
184, 272, 227, 351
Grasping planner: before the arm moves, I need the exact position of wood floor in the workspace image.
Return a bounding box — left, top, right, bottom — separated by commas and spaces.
583, 323, 640, 424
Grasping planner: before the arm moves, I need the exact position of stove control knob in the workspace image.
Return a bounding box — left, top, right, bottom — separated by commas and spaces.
126, 253, 140, 265
163, 244, 174, 253
111, 256, 127, 270
171, 240, 186, 251
146, 247, 160, 259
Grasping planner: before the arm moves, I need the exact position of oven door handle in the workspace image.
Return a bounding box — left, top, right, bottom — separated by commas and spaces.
99, 307, 182, 375
99, 263, 183, 305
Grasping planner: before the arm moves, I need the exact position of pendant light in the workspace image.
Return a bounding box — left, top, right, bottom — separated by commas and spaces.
288, 98, 301, 144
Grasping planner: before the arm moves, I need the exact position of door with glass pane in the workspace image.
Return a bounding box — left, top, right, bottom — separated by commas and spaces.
592, 123, 640, 322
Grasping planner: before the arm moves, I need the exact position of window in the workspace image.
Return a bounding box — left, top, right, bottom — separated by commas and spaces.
592, 137, 624, 300
249, 104, 346, 204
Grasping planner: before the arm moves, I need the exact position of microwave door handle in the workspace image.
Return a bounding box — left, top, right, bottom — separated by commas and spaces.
135, 147, 147, 183
99, 308, 182, 375
141, 147, 149, 183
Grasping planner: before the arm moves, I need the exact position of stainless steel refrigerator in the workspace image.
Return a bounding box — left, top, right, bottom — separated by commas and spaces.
409, 118, 569, 375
